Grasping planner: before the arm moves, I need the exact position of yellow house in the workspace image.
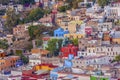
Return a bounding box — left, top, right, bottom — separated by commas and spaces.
64, 33, 84, 39
112, 38, 120, 44
67, 20, 83, 33
58, 20, 83, 33
34, 64, 57, 71
2, 15, 7, 19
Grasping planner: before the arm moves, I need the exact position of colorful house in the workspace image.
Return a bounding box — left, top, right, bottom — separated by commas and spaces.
0, 56, 20, 71
60, 44, 78, 57
50, 54, 74, 80
54, 28, 69, 37
64, 33, 84, 39
85, 26, 93, 35
34, 64, 58, 71
29, 48, 49, 66
68, 20, 83, 33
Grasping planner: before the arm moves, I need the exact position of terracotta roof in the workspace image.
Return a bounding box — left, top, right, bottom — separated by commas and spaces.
31, 49, 49, 55
42, 37, 50, 41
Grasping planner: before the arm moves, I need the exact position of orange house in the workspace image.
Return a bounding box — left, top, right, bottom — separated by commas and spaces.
0, 56, 20, 71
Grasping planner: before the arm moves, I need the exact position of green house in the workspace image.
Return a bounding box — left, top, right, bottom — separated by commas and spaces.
90, 76, 109, 80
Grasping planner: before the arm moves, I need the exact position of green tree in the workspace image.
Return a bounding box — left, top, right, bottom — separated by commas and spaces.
21, 55, 29, 64
28, 25, 40, 39
46, 39, 58, 56
0, 39, 9, 49
15, 50, 29, 64
27, 8, 44, 22
44, 9, 52, 15
71, 38, 79, 46
28, 25, 55, 40
35, 39, 43, 47
46, 39, 63, 57
115, 55, 120, 63
58, 5, 71, 12
5, 8, 19, 33
16, 50, 23, 56
97, 0, 109, 7
58, 39, 63, 49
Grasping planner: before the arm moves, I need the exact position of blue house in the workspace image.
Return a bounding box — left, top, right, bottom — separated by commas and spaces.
15, 60, 24, 67
54, 28, 69, 37
50, 54, 74, 80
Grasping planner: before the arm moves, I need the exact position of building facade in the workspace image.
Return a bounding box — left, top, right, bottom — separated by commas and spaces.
54, 28, 69, 37
60, 44, 78, 57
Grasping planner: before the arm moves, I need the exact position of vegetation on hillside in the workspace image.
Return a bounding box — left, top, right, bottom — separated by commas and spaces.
0, 39, 9, 49
97, 0, 109, 7
5, 8, 19, 33
46, 39, 63, 57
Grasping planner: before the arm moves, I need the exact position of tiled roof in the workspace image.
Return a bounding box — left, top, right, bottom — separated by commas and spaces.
31, 49, 49, 55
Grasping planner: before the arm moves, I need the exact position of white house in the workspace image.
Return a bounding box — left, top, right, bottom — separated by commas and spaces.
72, 55, 110, 68
97, 22, 113, 32
77, 51, 87, 57
104, 6, 120, 18
29, 54, 41, 66
96, 46, 120, 60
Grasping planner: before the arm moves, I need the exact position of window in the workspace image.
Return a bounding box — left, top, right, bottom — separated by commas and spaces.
77, 36, 79, 38
113, 52, 114, 55
97, 48, 99, 51
111, 48, 113, 51
56, 34, 58, 37
89, 49, 90, 53
101, 48, 103, 51
77, 61, 79, 63
76, 66, 79, 68
82, 53, 84, 55
79, 41, 81, 43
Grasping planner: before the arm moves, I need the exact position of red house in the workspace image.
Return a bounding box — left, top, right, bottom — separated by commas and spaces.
60, 44, 78, 57
85, 27, 93, 35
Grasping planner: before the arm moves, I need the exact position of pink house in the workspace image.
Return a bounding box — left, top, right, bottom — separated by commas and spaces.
85, 27, 93, 35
